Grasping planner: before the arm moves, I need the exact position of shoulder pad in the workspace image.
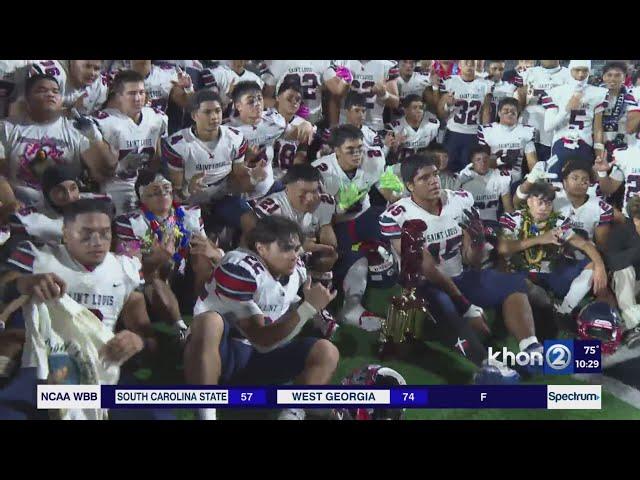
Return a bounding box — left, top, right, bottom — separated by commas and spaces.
170, 134, 184, 145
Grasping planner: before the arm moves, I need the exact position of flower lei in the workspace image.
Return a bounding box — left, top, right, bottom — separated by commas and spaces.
140, 200, 191, 273
517, 207, 562, 272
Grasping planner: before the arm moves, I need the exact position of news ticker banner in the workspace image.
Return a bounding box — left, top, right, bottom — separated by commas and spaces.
37, 384, 602, 410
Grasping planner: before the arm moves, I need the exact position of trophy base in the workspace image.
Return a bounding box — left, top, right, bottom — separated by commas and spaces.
377, 334, 422, 360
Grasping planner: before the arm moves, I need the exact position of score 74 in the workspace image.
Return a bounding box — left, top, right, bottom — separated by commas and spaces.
402, 393, 415, 402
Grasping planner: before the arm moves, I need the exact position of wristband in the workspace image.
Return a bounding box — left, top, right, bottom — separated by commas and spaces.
597, 170, 608, 178
451, 294, 471, 317
515, 185, 529, 200
297, 300, 318, 323
594, 142, 605, 151
379, 90, 390, 101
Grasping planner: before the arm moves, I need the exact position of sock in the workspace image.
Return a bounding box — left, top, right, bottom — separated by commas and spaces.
519, 336, 539, 352
198, 408, 216, 420
0, 356, 16, 378
339, 258, 369, 325
559, 269, 593, 314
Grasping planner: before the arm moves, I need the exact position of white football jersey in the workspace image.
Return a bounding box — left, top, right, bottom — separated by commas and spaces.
162, 125, 247, 203
312, 151, 385, 222
441, 76, 491, 135
272, 115, 306, 179
485, 79, 518, 123
542, 83, 608, 146
93, 106, 168, 214
520, 65, 572, 146
459, 167, 511, 222
379, 190, 474, 277
194, 248, 308, 339
610, 144, 640, 215
229, 108, 289, 199
397, 72, 431, 99
144, 64, 178, 111
338, 60, 399, 131
200, 65, 263, 108
478, 122, 537, 183
0, 117, 90, 208
262, 60, 331, 124
7, 241, 141, 332
389, 113, 440, 161
62, 73, 109, 115
552, 190, 613, 241
253, 189, 335, 239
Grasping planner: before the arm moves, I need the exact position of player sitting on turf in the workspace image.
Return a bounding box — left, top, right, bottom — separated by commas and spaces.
272, 82, 310, 179
498, 181, 608, 325
379, 153, 538, 380
114, 170, 223, 337
162, 90, 257, 242
388, 94, 440, 163
185, 216, 340, 420
251, 165, 339, 337
312, 125, 404, 331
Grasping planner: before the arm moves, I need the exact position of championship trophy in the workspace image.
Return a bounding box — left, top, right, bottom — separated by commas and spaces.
379, 219, 435, 357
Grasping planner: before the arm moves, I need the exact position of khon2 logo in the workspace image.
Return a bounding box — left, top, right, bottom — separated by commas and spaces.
487, 340, 580, 375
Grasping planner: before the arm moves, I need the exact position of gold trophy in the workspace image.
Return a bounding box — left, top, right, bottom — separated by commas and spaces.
379, 219, 435, 356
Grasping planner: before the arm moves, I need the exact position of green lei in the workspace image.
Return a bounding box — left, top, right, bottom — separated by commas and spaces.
511, 207, 563, 272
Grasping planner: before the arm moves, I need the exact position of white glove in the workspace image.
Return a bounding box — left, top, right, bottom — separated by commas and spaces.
525, 168, 557, 184
462, 304, 484, 320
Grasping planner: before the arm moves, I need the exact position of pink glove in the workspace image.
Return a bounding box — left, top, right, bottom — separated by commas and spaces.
296, 104, 310, 119
335, 66, 353, 84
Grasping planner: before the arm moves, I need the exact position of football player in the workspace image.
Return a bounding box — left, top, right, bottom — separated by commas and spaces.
162, 90, 256, 238
477, 97, 538, 184
599, 61, 640, 153
114, 171, 222, 330
262, 60, 349, 125
0, 74, 112, 209
388, 94, 440, 162
228, 81, 314, 201
594, 135, 640, 216
437, 60, 491, 173
129, 60, 193, 112
199, 60, 263, 118
542, 60, 608, 176
92, 70, 168, 215
459, 145, 514, 223
482, 60, 518, 124
552, 158, 612, 250
272, 82, 309, 178
519, 60, 572, 163
338, 60, 400, 132
394, 60, 434, 121
499, 181, 607, 317
379, 154, 536, 379
185, 216, 340, 420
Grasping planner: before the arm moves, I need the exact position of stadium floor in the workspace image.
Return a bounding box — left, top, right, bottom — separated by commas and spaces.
143, 284, 640, 420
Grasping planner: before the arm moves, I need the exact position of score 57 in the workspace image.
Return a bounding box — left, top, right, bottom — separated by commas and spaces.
240, 392, 253, 402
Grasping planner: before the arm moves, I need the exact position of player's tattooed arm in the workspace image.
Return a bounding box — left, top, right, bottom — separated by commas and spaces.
481, 93, 493, 125
82, 141, 118, 183
594, 223, 611, 253
501, 192, 514, 214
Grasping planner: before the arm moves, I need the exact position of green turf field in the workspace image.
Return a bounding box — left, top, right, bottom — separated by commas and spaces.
143, 284, 640, 420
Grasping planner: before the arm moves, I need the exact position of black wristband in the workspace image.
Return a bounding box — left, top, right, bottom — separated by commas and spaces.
451, 294, 471, 317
